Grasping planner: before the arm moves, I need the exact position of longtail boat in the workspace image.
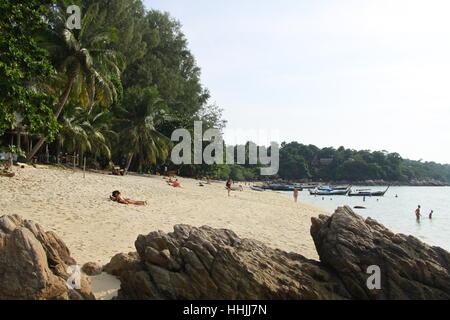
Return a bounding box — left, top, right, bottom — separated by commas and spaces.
348, 186, 390, 197
309, 186, 351, 196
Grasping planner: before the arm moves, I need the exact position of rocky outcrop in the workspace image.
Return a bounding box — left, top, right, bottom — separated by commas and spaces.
104, 225, 351, 300
106, 207, 450, 300
0, 214, 95, 300
311, 206, 450, 299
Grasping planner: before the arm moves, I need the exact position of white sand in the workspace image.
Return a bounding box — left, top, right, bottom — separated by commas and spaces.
1, 165, 327, 298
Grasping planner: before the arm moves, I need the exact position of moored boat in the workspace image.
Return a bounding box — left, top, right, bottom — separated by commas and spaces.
309, 186, 351, 196
348, 186, 390, 197
263, 184, 302, 191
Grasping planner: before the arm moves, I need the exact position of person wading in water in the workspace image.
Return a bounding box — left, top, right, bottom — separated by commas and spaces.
415, 205, 421, 221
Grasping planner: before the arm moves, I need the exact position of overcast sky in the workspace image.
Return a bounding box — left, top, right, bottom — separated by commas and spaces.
143, 0, 450, 164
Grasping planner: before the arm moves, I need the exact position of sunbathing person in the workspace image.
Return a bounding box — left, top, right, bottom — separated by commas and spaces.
111, 190, 147, 205
170, 179, 181, 188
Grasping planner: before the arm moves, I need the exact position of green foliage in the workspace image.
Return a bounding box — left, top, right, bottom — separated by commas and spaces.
0, 145, 26, 157
121, 10, 209, 117
42, 1, 123, 109
114, 87, 171, 172
0, 0, 59, 139
59, 104, 115, 158
278, 142, 450, 183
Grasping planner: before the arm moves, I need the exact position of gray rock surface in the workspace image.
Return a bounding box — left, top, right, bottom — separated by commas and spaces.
106, 207, 450, 300
105, 225, 350, 300
311, 206, 450, 299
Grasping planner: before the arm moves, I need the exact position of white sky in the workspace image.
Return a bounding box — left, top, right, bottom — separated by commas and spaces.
144, 0, 450, 164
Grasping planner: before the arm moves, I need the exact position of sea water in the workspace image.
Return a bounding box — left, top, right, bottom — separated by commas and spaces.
280, 186, 450, 251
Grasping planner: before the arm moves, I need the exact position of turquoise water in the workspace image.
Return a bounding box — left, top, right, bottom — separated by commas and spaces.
280, 186, 450, 252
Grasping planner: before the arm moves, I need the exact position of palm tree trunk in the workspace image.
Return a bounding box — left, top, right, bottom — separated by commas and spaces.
72, 152, 76, 168
125, 154, 133, 174
26, 77, 75, 162
138, 153, 144, 173
7, 152, 13, 170
80, 151, 84, 168
56, 138, 61, 164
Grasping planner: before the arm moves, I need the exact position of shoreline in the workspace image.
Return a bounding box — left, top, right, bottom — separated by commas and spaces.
0, 165, 327, 266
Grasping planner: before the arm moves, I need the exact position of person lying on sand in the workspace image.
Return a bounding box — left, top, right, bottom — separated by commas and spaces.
110, 190, 147, 205
169, 179, 181, 188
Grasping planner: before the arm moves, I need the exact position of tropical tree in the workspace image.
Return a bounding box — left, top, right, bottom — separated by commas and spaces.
115, 87, 171, 173
0, 0, 59, 139
26, 1, 123, 161
58, 110, 91, 167
58, 104, 115, 166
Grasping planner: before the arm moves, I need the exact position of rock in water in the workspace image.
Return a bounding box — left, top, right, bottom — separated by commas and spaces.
310, 206, 450, 299
105, 225, 350, 300
0, 214, 95, 300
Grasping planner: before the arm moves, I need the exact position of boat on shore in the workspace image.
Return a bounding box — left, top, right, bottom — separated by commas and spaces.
262, 184, 302, 191
250, 186, 265, 192
328, 185, 350, 190
309, 186, 351, 196
348, 186, 390, 197
298, 185, 318, 189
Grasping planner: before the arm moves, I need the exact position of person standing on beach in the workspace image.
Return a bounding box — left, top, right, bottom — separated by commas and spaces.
429, 210, 433, 219
226, 178, 233, 197
415, 205, 421, 220
293, 188, 299, 202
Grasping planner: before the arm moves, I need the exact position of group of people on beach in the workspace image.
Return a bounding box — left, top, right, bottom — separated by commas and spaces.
415, 205, 434, 220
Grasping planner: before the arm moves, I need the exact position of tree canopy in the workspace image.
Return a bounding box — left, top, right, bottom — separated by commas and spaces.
0, 0, 58, 139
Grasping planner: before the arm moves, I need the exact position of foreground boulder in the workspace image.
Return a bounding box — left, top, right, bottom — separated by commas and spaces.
105, 225, 350, 299
106, 207, 450, 300
0, 214, 95, 300
311, 206, 450, 299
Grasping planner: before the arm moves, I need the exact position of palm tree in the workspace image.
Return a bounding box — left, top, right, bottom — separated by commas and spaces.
58, 104, 115, 166
58, 110, 91, 167
82, 104, 116, 161
26, 1, 123, 161
115, 87, 171, 173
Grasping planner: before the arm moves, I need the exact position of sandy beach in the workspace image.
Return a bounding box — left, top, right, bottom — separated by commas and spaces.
1, 165, 327, 298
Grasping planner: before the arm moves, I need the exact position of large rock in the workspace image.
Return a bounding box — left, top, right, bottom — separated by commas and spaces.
0, 214, 95, 300
106, 207, 450, 300
311, 206, 450, 299
105, 225, 350, 300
